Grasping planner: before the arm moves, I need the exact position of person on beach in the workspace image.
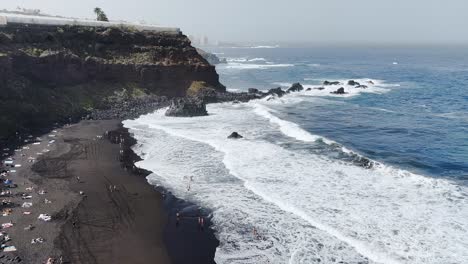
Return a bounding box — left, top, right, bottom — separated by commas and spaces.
253, 227, 258, 238
176, 212, 180, 227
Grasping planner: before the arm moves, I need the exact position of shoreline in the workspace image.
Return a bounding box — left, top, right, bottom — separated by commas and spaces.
0, 120, 219, 264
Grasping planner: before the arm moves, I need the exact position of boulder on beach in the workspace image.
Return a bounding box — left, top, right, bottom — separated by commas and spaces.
355, 85, 368, 89
287, 83, 304, 93
267, 87, 286, 97
248, 88, 260, 94
323, 81, 340, 86
227, 132, 243, 139
331, 87, 346, 94
347, 80, 360, 86
165, 98, 208, 117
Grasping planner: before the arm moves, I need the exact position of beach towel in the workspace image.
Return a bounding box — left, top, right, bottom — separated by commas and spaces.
3, 246, 16, 252
38, 214, 52, 221
2, 223, 13, 228
22, 202, 33, 208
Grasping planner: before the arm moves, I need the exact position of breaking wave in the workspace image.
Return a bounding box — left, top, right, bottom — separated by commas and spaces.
124, 82, 468, 263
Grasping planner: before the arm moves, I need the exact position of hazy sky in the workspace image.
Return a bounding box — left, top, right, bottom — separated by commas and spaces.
3, 0, 468, 45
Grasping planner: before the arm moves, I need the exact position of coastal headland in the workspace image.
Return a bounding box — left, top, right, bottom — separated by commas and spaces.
0, 14, 353, 263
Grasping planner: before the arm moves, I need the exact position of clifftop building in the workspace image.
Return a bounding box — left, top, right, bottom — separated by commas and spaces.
0, 12, 180, 33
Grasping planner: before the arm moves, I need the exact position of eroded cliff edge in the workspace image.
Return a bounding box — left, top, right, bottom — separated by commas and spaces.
0, 24, 225, 139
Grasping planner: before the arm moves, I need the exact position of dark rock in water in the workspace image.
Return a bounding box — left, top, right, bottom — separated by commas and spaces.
352, 156, 374, 169
323, 81, 340, 86
165, 98, 207, 117
227, 132, 243, 139
331, 87, 346, 94
347, 80, 360, 86
314, 87, 325, 90
268, 87, 286, 97
368, 80, 375, 85
287, 83, 304, 93
248, 88, 260, 94
306, 88, 312, 91
355, 85, 368, 89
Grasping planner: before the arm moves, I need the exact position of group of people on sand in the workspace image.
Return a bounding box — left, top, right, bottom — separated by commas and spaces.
0, 132, 64, 263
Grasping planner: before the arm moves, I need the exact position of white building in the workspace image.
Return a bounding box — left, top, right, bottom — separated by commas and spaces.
0, 12, 180, 34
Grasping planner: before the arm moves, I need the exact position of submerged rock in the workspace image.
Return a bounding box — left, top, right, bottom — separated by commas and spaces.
355, 85, 368, 89
331, 87, 346, 94
314, 87, 325, 90
165, 98, 208, 117
306, 88, 312, 91
347, 80, 360, 86
227, 132, 243, 139
323, 81, 340, 86
287, 83, 304, 93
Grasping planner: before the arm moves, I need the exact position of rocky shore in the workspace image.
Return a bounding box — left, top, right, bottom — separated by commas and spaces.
0, 24, 224, 140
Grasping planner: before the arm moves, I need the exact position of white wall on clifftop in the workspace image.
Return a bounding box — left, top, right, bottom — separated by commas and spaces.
0, 12, 180, 33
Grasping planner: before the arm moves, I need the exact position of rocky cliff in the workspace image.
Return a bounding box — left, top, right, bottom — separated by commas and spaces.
0, 24, 225, 139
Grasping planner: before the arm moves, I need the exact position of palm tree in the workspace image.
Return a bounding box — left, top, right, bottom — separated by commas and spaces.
94, 7, 109, 22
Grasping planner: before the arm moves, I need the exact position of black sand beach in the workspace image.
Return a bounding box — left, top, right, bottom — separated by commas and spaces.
0, 120, 218, 264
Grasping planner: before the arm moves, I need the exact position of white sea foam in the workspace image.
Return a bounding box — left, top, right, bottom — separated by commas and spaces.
124, 98, 468, 264
250, 45, 280, 49
221, 63, 294, 70
248, 58, 267, 62
226, 57, 267, 63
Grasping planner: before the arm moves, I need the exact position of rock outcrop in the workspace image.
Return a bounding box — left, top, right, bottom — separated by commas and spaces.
227, 132, 243, 139
0, 24, 224, 139
347, 80, 360, 86
248, 88, 259, 94
323, 81, 340, 85
331, 87, 346, 94
165, 98, 208, 117
268, 87, 286, 97
287, 83, 304, 93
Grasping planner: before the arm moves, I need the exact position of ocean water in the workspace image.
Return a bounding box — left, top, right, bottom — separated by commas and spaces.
124, 46, 468, 264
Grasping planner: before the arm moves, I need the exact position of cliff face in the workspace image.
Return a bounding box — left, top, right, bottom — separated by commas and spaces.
0, 25, 224, 139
